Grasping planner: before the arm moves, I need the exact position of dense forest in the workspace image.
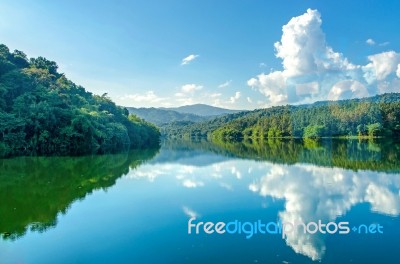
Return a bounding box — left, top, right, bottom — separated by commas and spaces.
0, 44, 160, 157
163, 93, 400, 141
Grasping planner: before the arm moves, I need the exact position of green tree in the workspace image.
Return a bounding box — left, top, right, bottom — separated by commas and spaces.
303, 125, 325, 139
367, 123, 382, 137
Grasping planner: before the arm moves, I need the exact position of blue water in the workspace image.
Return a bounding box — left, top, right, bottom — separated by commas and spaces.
0, 140, 399, 263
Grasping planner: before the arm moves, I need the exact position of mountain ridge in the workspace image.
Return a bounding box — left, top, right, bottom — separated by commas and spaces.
160, 103, 244, 116
127, 104, 245, 126
127, 107, 209, 126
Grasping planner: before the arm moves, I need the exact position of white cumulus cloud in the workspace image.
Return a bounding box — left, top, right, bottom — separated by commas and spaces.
274, 9, 353, 77
248, 9, 400, 107
328, 80, 368, 101
397, 64, 400, 78
229, 91, 241, 103
296, 82, 319, 96
247, 71, 287, 105
363, 51, 400, 81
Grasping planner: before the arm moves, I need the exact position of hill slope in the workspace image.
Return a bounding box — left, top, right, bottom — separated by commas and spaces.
0, 43, 160, 157
163, 93, 400, 140
127, 107, 209, 125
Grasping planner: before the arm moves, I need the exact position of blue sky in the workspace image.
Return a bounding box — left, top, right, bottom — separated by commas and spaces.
1, 0, 399, 109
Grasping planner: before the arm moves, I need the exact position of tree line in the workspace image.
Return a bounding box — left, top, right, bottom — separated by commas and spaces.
163, 93, 400, 142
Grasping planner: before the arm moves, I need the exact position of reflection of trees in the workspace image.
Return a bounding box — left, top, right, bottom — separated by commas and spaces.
303, 138, 323, 149
0, 148, 159, 241
218, 138, 400, 172
166, 138, 400, 172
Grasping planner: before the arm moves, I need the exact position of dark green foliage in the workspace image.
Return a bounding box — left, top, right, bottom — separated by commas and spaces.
367, 123, 382, 137
163, 111, 250, 139
163, 93, 400, 142
303, 125, 325, 139
0, 44, 160, 157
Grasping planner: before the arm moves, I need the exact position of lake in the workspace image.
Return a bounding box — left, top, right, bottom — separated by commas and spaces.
1, 139, 399, 263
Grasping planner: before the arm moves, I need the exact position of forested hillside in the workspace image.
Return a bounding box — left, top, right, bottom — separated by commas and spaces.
0, 44, 160, 157
127, 107, 208, 125
163, 93, 400, 141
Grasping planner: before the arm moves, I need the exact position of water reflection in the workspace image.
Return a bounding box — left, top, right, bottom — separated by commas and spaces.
1, 139, 399, 263
128, 139, 400, 261
249, 163, 400, 260
0, 149, 159, 240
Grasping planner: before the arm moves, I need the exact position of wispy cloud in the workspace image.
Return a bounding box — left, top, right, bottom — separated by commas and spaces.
218, 80, 232, 88
181, 54, 199, 65
210, 93, 222, 98
220, 182, 233, 191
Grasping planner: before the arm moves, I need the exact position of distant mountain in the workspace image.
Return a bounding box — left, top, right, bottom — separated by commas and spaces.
127, 107, 209, 126
162, 104, 244, 116
127, 104, 245, 126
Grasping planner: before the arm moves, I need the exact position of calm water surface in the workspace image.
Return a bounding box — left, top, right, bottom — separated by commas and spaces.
1, 139, 399, 263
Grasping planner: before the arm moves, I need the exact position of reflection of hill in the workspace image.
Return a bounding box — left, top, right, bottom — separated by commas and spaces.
149, 140, 232, 166
162, 139, 400, 172
0, 149, 159, 241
